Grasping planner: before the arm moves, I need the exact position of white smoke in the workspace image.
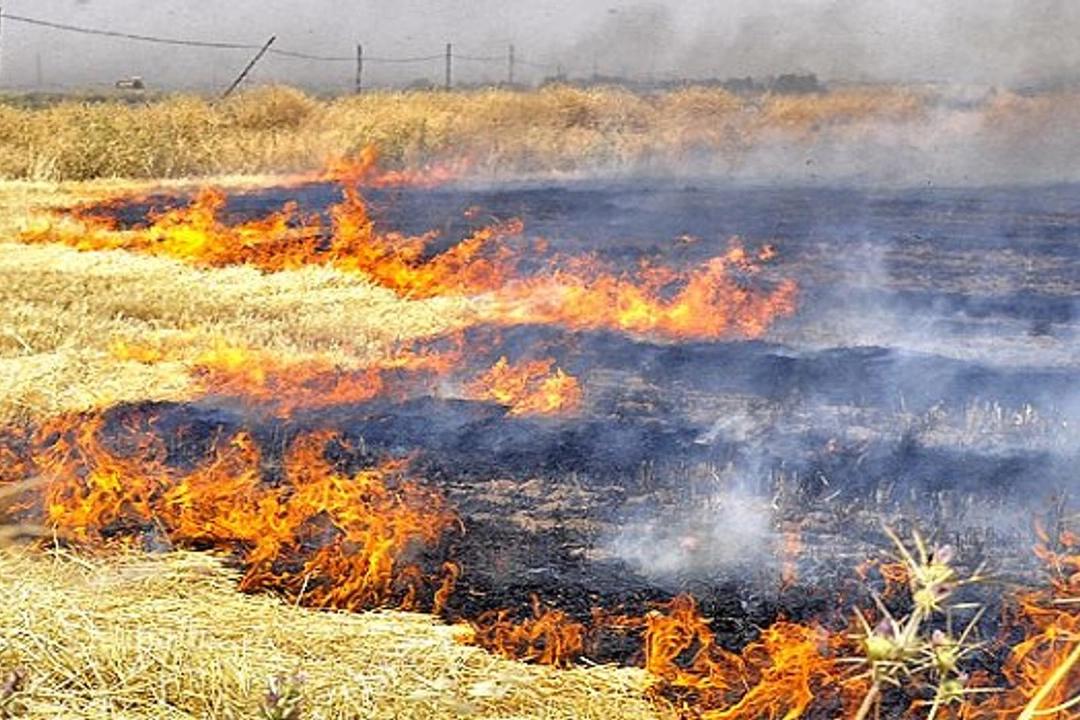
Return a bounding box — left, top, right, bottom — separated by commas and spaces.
606, 473, 778, 583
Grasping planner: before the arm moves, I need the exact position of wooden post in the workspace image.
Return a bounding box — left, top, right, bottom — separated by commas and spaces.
444, 42, 452, 91
221, 35, 276, 99
508, 44, 514, 87
355, 44, 363, 94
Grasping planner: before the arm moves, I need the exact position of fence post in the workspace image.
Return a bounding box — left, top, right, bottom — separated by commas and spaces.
508, 44, 514, 87
355, 44, 363, 94
444, 42, 452, 90
221, 35, 275, 99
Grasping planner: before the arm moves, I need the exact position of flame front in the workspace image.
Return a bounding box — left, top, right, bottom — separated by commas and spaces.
23, 149, 798, 342
484, 245, 798, 340
466, 356, 582, 416
969, 526, 1080, 719
19, 412, 458, 612
189, 341, 461, 416
470, 596, 588, 667
641, 595, 859, 719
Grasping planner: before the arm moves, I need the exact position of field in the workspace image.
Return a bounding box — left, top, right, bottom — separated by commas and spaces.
2, 85, 1080, 719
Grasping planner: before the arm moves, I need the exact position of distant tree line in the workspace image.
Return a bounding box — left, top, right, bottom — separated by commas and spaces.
532, 72, 825, 95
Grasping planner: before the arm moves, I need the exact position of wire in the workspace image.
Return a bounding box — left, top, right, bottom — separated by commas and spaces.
266, 48, 353, 62
0, 11, 559, 73
363, 54, 445, 64
518, 59, 562, 71
0, 12, 260, 50
455, 54, 504, 63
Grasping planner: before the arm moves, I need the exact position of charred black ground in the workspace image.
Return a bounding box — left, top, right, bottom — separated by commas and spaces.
32, 179, 1080, 659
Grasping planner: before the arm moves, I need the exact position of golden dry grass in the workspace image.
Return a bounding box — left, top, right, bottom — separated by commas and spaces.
757, 87, 928, 133
0, 178, 475, 423
0, 84, 938, 181
0, 545, 666, 719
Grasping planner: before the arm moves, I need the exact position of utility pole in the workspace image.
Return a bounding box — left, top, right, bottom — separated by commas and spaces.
355, 44, 363, 94
508, 44, 514, 87
221, 35, 275, 99
444, 42, 451, 91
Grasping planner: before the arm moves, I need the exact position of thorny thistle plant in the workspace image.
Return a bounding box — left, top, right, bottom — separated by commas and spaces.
260, 672, 305, 720
850, 527, 989, 720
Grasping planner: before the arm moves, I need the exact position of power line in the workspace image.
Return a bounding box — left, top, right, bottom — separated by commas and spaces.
0, 12, 260, 50
363, 54, 444, 65
0, 12, 473, 66
268, 47, 354, 62
455, 53, 503, 63
0, 10, 567, 81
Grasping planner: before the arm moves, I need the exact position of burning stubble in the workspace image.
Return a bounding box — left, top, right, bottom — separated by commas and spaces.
3, 132, 1080, 718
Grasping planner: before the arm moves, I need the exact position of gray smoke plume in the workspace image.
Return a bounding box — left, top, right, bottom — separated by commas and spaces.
0, 1, 1075, 89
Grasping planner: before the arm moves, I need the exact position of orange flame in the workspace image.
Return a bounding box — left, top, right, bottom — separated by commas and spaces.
110, 338, 462, 417
191, 342, 459, 415
320, 146, 465, 188
13, 411, 458, 612
968, 525, 1080, 719
23, 153, 798, 342
483, 243, 797, 340
641, 594, 859, 719
466, 356, 582, 416
23, 170, 523, 299
470, 595, 589, 667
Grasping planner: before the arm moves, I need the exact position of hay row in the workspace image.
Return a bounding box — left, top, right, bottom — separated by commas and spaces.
0, 545, 665, 719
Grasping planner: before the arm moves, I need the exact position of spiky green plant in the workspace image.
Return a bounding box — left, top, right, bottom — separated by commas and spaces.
260, 672, 306, 720
850, 527, 990, 720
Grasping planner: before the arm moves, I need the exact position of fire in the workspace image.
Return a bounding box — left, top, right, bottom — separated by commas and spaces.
110, 338, 462, 416
192, 344, 387, 413
482, 243, 798, 341
320, 145, 465, 188
466, 356, 582, 416
23, 152, 798, 343
6, 402, 1080, 718
190, 341, 460, 415
8, 411, 459, 612
969, 525, 1080, 719
22, 169, 525, 299
112, 336, 581, 418
470, 596, 589, 667
640, 594, 857, 719
466, 592, 863, 717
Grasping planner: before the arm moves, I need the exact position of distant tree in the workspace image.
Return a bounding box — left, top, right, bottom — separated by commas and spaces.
770, 74, 823, 95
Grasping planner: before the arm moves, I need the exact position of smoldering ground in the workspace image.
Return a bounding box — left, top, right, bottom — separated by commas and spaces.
155, 169, 1080, 591
7, 0, 1079, 632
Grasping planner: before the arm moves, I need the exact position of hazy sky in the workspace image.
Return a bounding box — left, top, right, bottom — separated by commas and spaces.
0, 1, 1076, 90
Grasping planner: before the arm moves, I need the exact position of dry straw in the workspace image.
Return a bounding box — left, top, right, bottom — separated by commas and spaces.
0, 84, 935, 182
0, 235, 471, 423
0, 545, 666, 719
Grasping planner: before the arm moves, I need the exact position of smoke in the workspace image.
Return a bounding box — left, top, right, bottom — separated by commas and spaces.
607, 483, 778, 584
565, 5, 679, 79
0, 0, 1076, 89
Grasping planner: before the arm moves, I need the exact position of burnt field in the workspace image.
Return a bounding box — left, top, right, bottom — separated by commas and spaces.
69, 180, 1080, 596
8, 174, 1080, 716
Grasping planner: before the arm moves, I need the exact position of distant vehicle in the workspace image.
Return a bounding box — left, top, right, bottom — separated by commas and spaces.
114, 76, 146, 91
